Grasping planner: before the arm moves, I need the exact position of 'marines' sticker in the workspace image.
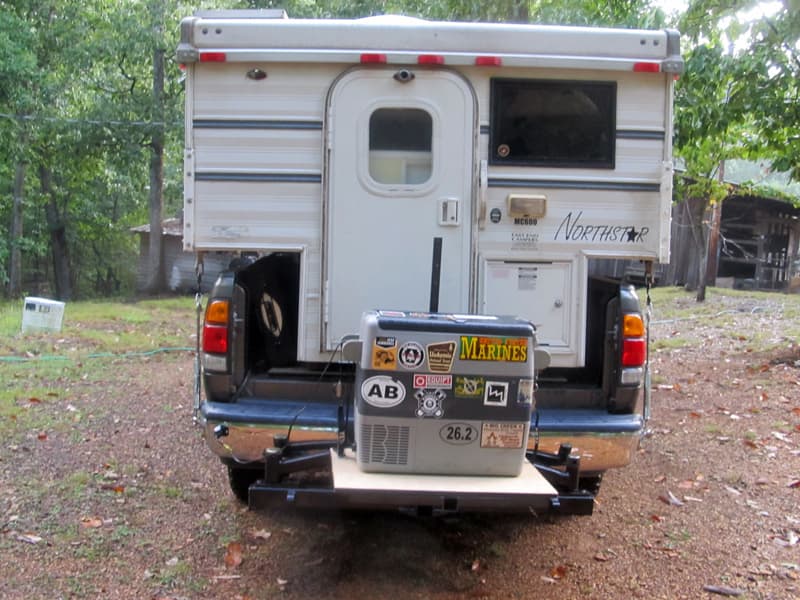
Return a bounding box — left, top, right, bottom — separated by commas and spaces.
459, 336, 528, 362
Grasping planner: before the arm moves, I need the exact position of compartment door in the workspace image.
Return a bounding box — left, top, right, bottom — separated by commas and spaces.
324, 69, 475, 350
482, 261, 580, 366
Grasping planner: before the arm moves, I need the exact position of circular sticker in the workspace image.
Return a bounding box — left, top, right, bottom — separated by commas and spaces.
489, 208, 502, 224
398, 341, 425, 369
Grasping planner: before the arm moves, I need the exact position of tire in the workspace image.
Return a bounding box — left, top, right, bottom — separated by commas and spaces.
227, 466, 261, 503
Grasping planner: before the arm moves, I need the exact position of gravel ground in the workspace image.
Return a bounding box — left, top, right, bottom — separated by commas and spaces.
1, 291, 798, 599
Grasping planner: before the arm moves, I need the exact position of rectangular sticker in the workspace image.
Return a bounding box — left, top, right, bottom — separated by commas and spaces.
480, 422, 526, 449
459, 336, 528, 362
413, 374, 452, 389
454, 376, 485, 398
427, 341, 456, 373
483, 381, 509, 407
518, 267, 538, 291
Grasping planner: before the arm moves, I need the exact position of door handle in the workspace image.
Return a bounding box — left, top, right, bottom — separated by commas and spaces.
439, 197, 460, 226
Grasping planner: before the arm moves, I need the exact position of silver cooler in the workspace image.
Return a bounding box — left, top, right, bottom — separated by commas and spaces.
354, 311, 537, 476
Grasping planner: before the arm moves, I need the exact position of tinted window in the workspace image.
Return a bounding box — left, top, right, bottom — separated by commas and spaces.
369, 108, 433, 185
490, 79, 616, 168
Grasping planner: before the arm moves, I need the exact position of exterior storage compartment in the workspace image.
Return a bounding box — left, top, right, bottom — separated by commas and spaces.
355, 310, 537, 476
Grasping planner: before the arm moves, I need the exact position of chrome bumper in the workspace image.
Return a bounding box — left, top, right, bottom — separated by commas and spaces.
199, 402, 641, 474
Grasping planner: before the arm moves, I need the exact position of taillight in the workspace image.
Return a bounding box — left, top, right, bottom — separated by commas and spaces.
202, 299, 229, 354
621, 313, 646, 367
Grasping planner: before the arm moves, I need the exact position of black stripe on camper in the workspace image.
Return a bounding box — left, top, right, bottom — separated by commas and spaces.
193, 119, 323, 130
488, 178, 660, 192
616, 130, 665, 140
195, 172, 322, 183
480, 126, 663, 141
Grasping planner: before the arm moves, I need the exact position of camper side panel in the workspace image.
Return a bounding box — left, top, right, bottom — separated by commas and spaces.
184, 62, 339, 363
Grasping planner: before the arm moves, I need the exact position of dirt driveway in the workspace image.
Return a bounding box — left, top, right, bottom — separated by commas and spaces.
1, 291, 798, 599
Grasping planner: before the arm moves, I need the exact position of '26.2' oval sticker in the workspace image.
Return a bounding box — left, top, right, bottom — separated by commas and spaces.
439, 422, 478, 445
361, 375, 406, 408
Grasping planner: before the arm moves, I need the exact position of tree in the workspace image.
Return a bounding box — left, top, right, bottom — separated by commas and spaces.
674, 0, 800, 300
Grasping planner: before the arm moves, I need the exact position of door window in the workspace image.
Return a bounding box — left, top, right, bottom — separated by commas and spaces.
369, 108, 433, 185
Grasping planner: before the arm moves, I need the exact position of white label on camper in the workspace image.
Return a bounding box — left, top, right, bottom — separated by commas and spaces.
518, 267, 538, 291
361, 376, 406, 408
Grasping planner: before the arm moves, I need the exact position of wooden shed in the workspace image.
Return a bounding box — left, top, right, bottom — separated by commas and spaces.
131, 218, 235, 294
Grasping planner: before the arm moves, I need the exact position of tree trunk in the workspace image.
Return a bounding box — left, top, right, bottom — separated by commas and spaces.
39, 165, 72, 300
8, 161, 25, 297
143, 45, 166, 295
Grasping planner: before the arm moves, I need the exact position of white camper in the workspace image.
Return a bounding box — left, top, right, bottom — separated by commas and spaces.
180, 11, 682, 513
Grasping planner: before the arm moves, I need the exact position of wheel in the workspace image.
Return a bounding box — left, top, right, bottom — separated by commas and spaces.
227, 465, 261, 503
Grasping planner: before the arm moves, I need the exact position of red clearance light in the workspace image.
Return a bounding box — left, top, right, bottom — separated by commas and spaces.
360, 53, 387, 64
202, 323, 228, 354
200, 52, 227, 63
622, 338, 646, 367
475, 56, 502, 67
418, 54, 445, 65
633, 62, 660, 73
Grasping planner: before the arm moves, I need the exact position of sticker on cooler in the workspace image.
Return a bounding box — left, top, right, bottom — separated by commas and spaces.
371, 336, 397, 370
483, 381, 509, 407
361, 375, 406, 408
439, 422, 478, 445
413, 373, 452, 389
480, 422, 526, 449
398, 341, 425, 369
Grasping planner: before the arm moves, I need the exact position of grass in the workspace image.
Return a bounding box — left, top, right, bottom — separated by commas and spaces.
0, 296, 196, 440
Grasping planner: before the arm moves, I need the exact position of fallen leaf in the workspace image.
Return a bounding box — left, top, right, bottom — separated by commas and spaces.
224, 541, 243, 569
249, 528, 271, 541
654, 475, 667, 483
80, 517, 103, 528
540, 576, 557, 584
470, 559, 481, 572
650, 514, 664, 522
677, 480, 694, 490
792, 407, 800, 417
594, 552, 612, 562
28, 397, 41, 404
789, 480, 800, 489
277, 577, 289, 587
16, 533, 43, 544
689, 411, 702, 419
36, 432, 47, 441
743, 439, 759, 449
724, 486, 741, 496
550, 565, 567, 579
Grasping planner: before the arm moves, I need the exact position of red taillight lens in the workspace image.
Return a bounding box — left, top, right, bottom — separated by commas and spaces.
202, 323, 228, 354
622, 337, 646, 366
202, 299, 229, 354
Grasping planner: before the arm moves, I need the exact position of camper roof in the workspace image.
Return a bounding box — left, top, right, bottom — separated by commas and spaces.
178, 14, 683, 73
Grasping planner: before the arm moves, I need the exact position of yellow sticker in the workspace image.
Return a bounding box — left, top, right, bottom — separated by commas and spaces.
372, 345, 397, 370
459, 336, 528, 362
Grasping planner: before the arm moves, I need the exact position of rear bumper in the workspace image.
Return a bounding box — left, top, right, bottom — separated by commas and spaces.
199, 400, 642, 474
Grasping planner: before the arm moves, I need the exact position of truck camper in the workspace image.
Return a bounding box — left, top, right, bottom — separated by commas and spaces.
178, 10, 683, 514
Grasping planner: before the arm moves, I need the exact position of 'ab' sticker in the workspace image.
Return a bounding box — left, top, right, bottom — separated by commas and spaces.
398, 341, 425, 370
361, 375, 405, 408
